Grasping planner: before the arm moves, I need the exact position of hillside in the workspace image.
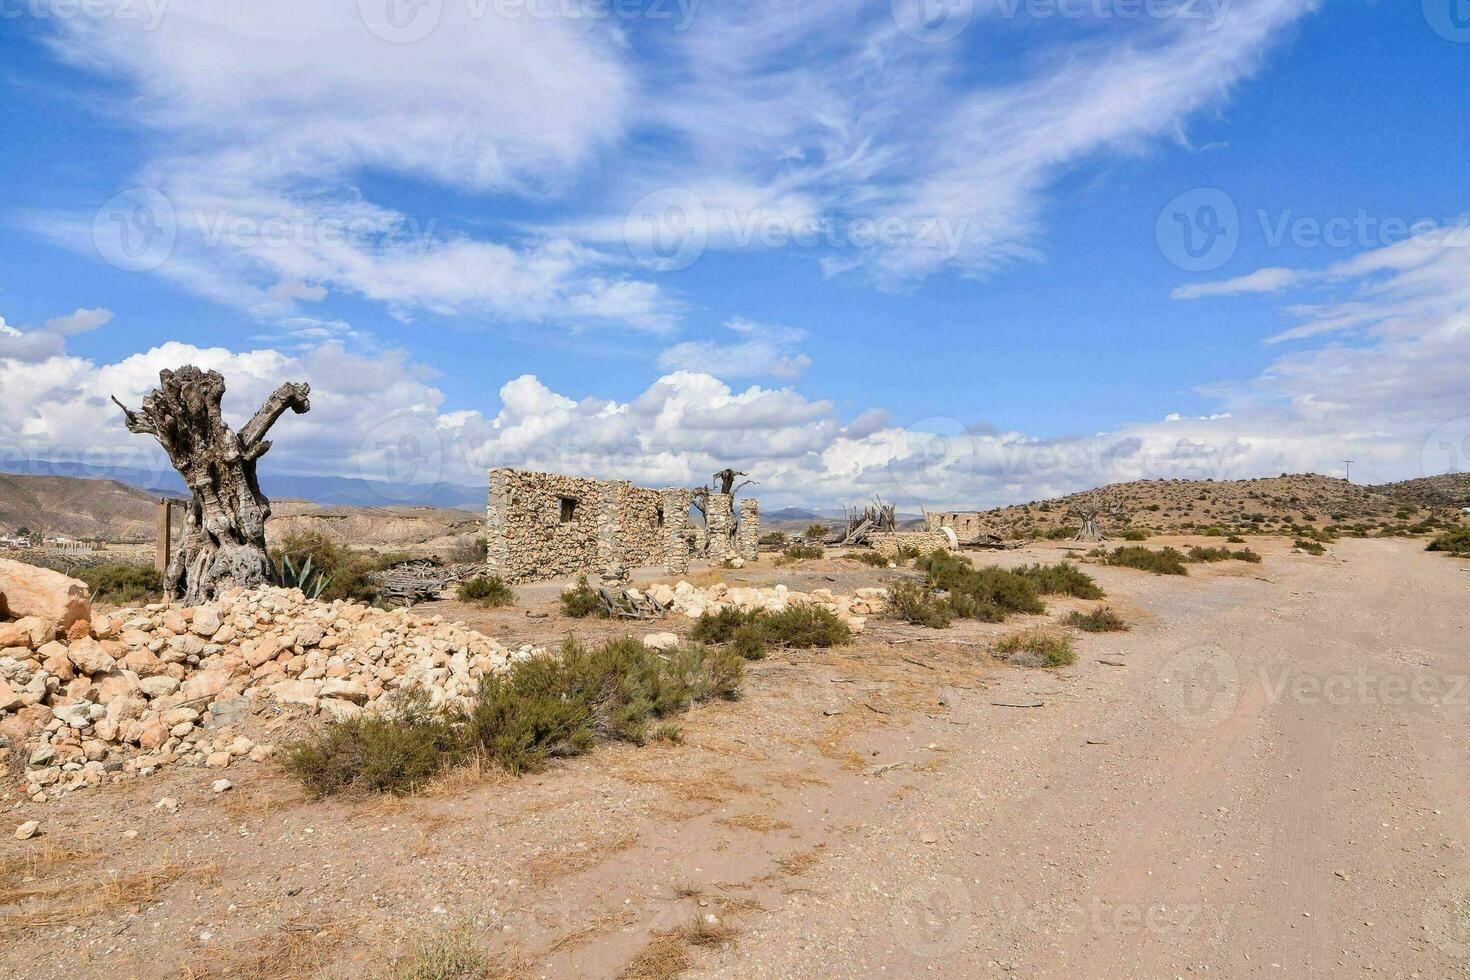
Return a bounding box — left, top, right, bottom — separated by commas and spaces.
1375, 472, 1470, 510
267, 500, 483, 556
0, 473, 161, 541
950, 473, 1450, 538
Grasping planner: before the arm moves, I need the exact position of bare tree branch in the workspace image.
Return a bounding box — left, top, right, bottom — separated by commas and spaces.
239, 381, 312, 449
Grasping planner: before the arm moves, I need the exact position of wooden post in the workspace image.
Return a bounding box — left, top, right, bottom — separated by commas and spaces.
155, 498, 173, 575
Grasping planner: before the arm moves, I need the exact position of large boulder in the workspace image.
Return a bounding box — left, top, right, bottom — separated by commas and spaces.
0, 559, 91, 636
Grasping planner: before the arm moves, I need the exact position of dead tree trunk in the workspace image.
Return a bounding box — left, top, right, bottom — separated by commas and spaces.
112, 366, 310, 604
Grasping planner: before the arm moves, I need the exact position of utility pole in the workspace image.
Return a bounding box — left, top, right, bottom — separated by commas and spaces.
1343, 460, 1355, 483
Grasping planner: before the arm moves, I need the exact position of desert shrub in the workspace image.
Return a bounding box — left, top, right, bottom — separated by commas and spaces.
282, 692, 467, 797
388, 923, 494, 980
802, 524, 829, 541
847, 550, 891, 568
1203, 526, 1227, 537
457, 575, 514, 607
1226, 534, 1246, 544
1298, 526, 1336, 543
1103, 546, 1189, 576
560, 574, 602, 618
1427, 526, 1470, 556
783, 542, 824, 560
886, 580, 953, 629
1293, 538, 1327, 556
75, 562, 161, 605
1041, 525, 1079, 540
1119, 528, 1150, 541
894, 544, 923, 562
468, 637, 742, 773
690, 604, 852, 652
1018, 563, 1104, 599
758, 531, 788, 548
994, 630, 1076, 668
917, 551, 1045, 621
270, 529, 381, 603
1187, 546, 1262, 564
1065, 608, 1128, 633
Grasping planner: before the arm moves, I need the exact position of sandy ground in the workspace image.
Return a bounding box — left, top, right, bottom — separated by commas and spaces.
1, 537, 1466, 978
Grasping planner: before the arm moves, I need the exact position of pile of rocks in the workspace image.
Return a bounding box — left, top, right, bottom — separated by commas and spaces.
629, 581, 889, 633
0, 559, 536, 802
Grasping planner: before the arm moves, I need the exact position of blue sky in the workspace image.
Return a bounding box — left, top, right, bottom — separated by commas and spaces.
2, 0, 1468, 508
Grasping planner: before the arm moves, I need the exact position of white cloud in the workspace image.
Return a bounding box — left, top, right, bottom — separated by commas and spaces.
658, 318, 811, 379
1172, 267, 1307, 299
0, 308, 113, 364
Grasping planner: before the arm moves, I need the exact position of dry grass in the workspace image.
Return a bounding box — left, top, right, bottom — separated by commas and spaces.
521, 832, 638, 885
714, 813, 792, 833
618, 916, 738, 980
545, 908, 638, 954
179, 919, 349, 980
381, 922, 528, 980
1, 858, 216, 934
0, 839, 99, 906
615, 769, 754, 807
774, 846, 823, 877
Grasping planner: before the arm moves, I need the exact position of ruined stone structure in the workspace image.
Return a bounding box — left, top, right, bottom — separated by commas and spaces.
925, 512, 993, 545
737, 499, 760, 561
704, 492, 735, 561
868, 530, 954, 559
488, 469, 697, 584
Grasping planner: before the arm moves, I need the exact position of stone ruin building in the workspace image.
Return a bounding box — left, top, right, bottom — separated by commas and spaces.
485, 468, 759, 585
925, 511, 992, 545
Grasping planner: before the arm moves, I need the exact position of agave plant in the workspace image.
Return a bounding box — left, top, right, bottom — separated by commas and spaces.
277, 553, 332, 600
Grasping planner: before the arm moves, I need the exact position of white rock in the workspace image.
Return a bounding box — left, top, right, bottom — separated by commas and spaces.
211, 778, 233, 793
14, 820, 40, 840
641, 632, 680, 651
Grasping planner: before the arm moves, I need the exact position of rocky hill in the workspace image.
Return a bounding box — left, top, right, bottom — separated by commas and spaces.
1374, 473, 1470, 511
953, 473, 1449, 538
0, 473, 161, 541
266, 501, 483, 556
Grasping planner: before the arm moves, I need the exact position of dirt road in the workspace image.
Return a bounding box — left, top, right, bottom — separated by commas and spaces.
2, 538, 1465, 978
697, 538, 1470, 978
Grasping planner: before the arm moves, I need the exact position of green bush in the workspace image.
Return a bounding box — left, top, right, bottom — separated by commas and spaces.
457, 575, 514, 607
994, 630, 1076, 668
689, 604, 852, 653
285, 637, 744, 791
1064, 608, 1128, 633
886, 580, 953, 629
783, 542, 824, 560
281, 691, 467, 797
1226, 534, 1246, 544
1042, 525, 1079, 540
803, 524, 829, 542
916, 551, 1045, 621
75, 563, 161, 605
560, 574, 602, 618
1427, 526, 1470, 556
1293, 538, 1327, 556
1103, 546, 1189, 576
1186, 546, 1262, 564
270, 529, 382, 604
1119, 528, 1150, 541
1018, 563, 1104, 599
847, 550, 891, 568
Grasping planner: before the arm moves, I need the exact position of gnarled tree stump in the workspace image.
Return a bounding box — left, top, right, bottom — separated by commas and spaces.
112, 366, 310, 604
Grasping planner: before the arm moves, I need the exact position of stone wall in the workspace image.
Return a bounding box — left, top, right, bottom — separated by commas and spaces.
487, 469, 695, 584
868, 530, 953, 559
704, 493, 735, 561
737, 499, 760, 560
925, 512, 994, 544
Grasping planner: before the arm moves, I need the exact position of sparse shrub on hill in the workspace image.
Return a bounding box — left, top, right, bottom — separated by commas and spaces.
1119, 528, 1150, 541
1427, 526, 1470, 556
458, 575, 514, 607
802, 524, 829, 541
995, 630, 1076, 668
1103, 546, 1189, 576
1293, 538, 1327, 556
1226, 534, 1246, 544
782, 542, 823, 561
1065, 608, 1128, 633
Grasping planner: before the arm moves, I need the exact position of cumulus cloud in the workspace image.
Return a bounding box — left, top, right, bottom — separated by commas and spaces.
658, 318, 811, 380
0, 308, 113, 364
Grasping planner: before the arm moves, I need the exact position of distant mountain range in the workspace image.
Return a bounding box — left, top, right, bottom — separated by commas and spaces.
0, 459, 485, 509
